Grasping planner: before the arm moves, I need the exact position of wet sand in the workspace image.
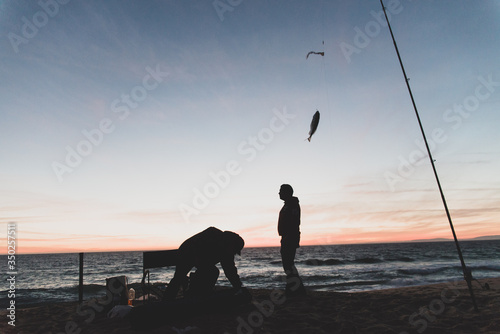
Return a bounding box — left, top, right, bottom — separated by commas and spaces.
1, 277, 499, 334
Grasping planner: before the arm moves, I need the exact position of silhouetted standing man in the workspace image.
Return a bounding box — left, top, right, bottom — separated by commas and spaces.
278, 184, 305, 296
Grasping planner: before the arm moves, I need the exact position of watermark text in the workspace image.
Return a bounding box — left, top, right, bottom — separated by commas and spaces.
6, 222, 17, 327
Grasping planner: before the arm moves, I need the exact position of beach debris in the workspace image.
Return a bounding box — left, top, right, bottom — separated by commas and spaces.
307, 110, 320, 142
306, 51, 324, 59
107, 305, 133, 318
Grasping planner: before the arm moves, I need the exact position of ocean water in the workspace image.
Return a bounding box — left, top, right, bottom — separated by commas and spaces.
1, 240, 499, 308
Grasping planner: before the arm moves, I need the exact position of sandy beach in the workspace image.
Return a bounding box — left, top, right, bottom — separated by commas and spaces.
1, 277, 499, 334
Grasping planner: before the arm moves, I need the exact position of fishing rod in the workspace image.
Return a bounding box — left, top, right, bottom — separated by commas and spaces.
379, 0, 479, 311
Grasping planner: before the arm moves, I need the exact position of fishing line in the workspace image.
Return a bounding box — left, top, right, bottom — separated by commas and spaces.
320, 41, 333, 142
304, 0, 330, 142
320, 0, 332, 141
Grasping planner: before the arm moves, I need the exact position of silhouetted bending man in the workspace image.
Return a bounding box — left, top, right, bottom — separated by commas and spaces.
163, 226, 245, 300
278, 184, 306, 296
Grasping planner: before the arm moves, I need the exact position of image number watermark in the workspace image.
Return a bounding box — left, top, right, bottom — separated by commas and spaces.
6, 222, 17, 327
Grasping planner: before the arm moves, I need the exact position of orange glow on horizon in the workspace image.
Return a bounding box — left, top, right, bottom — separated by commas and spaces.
7, 231, 498, 255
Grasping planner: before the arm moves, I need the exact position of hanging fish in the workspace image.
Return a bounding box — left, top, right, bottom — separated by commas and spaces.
306, 51, 324, 59
307, 110, 320, 142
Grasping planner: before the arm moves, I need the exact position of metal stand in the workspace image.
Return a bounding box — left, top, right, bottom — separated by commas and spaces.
79, 252, 84, 303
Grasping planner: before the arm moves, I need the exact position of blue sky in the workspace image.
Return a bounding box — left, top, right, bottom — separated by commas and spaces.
1, 0, 499, 253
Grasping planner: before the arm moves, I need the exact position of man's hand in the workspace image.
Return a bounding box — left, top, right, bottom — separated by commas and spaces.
233, 286, 251, 298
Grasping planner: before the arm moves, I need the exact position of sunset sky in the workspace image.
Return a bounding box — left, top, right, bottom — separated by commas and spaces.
1, 0, 499, 254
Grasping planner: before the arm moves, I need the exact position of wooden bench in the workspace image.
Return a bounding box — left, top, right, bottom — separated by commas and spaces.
141, 250, 178, 302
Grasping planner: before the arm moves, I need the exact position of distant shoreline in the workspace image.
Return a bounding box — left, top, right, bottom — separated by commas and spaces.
2, 236, 500, 256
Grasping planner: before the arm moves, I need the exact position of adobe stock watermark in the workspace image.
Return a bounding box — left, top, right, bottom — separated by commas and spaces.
384, 73, 499, 192
339, 0, 411, 64
178, 106, 295, 223
52, 64, 169, 183
213, 0, 243, 22
224, 289, 286, 334
45, 276, 126, 334
224, 274, 303, 334
6, 222, 17, 327
399, 281, 461, 334
7, 0, 71, 54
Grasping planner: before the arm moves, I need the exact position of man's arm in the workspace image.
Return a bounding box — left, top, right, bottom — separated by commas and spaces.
220, 257, 242, 289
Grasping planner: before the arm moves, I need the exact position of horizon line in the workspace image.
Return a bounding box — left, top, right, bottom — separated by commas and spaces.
5, 235, 500, 255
